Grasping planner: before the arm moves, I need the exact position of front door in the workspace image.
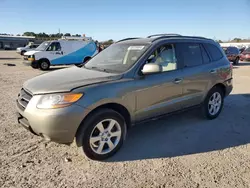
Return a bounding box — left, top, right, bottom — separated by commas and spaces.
134, 43, 184, 122
46, 42, 65, 65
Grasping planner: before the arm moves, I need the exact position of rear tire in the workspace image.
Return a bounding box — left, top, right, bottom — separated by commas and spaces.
202, 86, 224, 120
76, 109, 127, 161
39, 60, 50, 71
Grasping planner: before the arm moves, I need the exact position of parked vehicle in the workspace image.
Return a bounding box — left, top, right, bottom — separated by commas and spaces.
16, 34, 233, 160
240, 47, 250, 62
16, 43, 40, 55
3, 44, 11, 50
23, 36, 98, 70
222, 46, 240, 65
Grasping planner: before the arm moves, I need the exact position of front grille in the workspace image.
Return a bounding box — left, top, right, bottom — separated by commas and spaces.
17, 88, 32, 111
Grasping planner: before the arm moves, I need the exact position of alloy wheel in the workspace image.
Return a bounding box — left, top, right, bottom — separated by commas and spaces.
208, 92, 222, 116
89, 119, 122, 155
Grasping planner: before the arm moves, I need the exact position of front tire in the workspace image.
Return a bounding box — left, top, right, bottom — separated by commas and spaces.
203, 87, 224, 119
39, 60, 50, 71
76, 109, 127, 160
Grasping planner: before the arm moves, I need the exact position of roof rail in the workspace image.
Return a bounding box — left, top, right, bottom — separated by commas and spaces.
151, 35, 211, 42
116, 38, 141, 43
147, 34, 182, 38
60, 36, 92, 41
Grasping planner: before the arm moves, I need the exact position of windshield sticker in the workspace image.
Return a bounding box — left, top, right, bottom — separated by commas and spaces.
128, 46, 145, 50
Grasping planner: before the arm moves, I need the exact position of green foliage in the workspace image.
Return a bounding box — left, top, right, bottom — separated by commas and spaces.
102, 39, 114, 45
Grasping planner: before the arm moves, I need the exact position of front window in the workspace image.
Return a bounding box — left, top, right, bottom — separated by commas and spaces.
36, 41, 50, 51
145, 44, 177, 72
84, 43, 149, 73
46, 42, 61, 51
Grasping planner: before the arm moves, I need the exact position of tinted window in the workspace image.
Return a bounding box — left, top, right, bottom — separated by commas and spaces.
200, 44, 210, 64
178, 43, 203, 67
204, 43, 223, 61
146, 44, 177, 72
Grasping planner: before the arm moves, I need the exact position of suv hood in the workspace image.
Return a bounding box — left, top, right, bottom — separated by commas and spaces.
23, 67, 122, 95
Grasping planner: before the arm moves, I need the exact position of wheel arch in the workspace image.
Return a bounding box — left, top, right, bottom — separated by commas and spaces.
205, 83, 226, 100
75, 102, 131, 146
38, 58, 50, 64
83, 56, 91, 63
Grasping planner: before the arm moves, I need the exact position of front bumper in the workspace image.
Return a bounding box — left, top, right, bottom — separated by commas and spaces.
23, 60, 39, 68
16, 95, 90, 144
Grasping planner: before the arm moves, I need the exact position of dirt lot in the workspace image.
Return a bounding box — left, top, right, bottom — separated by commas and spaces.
0, 51, 250, 188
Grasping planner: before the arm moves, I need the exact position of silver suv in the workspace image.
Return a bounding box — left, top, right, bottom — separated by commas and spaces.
16, 34, 233, 160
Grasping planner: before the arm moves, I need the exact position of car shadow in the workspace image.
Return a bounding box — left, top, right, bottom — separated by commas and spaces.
0, 57, 20, 60
107, 94, 250, 162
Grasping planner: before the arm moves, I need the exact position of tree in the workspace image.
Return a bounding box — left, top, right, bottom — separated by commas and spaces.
102, 39, 114, 46
233, 38, 242, 42
72, 34, 81, 37
23, 32, 36, 36
64, 33, 71, 36
17, 34, 21, 36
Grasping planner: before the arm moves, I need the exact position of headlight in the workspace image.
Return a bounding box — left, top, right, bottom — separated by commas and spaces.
28, 55, 35, 61
37, 93, 83, 109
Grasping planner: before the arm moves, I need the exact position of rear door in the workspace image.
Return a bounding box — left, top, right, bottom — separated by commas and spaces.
134, 43, 184, 122
176, 42, 213, 108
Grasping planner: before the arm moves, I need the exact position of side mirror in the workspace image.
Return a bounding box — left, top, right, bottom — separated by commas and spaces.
141, 63, 162, 75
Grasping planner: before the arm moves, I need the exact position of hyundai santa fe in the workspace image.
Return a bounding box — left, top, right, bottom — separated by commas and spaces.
16, 34, 233, 160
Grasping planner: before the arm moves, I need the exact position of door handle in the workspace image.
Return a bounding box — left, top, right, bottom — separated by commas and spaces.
174, 78, 183, 84
210, 69, 216, 74
56, 51, 63, 55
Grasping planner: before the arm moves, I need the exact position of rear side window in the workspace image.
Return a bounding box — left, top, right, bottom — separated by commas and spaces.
178, 43, 203, 67
200, 44, 210, 64
204, 43, 223, 61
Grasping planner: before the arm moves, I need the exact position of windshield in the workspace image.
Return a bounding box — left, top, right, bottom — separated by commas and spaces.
84, 43, 149, 73
36, 41, 50, 51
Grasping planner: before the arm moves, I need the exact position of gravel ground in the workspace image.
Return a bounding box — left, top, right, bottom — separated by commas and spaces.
0, 51, 250, 188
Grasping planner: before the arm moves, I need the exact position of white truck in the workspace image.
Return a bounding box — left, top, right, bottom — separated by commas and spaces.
23, 36, 98, 70
16, 43, 40, 55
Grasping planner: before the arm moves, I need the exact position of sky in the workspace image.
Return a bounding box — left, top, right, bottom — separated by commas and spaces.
0, 0, 250, 41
